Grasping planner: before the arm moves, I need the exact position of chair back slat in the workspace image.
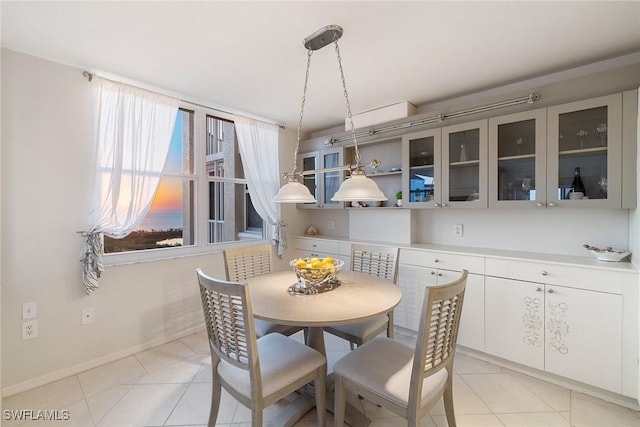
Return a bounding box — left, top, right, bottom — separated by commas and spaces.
197, 269, 258, 370
351, 244, 399, 283
411, 270, 467, 395
224, 245, 273, 281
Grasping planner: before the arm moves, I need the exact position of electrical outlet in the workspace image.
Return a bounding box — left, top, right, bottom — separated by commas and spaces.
22, 320, 38, 340
81, 307, 95, 325
22, 301, 37, 320
453, 224, 463, 237
327, 220, 335, 230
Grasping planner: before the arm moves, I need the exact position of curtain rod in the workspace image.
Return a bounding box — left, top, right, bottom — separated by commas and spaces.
82, 71, 285, 129
326, 93, 540, 145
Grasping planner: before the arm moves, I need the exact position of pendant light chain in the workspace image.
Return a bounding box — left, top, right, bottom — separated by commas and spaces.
291, 49, 314, 176
334, 38, 361, 167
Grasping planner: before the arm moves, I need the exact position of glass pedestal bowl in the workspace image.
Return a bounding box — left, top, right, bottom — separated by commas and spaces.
289, 257, 344, 294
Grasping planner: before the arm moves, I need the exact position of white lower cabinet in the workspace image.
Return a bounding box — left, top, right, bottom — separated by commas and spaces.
396, 261, 485, 351
485, 276, 622, 393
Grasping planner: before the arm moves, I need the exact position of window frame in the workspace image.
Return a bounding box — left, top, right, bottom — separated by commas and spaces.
102, 101, 270, 266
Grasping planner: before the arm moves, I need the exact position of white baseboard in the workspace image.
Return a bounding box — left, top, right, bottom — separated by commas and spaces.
2, 325, 206, 398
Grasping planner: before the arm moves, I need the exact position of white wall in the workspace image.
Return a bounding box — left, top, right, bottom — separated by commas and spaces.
0, 49, 300, 393
415, 208, 629, 256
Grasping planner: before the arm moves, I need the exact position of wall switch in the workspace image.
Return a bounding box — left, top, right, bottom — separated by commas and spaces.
327, 220, 335, 230
22, 301, 37, 320
81, 307, 95, 325
453, 224, 463, 237
22, 320, 38, 340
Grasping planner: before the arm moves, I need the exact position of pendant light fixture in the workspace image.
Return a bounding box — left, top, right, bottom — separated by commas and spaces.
273, 25, 387, 204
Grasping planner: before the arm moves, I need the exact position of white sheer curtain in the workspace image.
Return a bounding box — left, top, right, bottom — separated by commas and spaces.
234, 115, 286, 256
81, 78, 179, 293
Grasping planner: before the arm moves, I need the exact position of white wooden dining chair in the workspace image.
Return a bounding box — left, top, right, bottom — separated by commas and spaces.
324, 244, 399, 349
224, 244, 305, 338
196, 268, 327, 427
333, 270, 468, 427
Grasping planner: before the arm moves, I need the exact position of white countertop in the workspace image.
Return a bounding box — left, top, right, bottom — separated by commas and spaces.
295, 235, 639, 273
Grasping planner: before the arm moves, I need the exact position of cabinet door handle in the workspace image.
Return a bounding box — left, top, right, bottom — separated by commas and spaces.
434, 259, 440, 263
541, 271, 548, 276
547, 288, 555, 294
441, 203, 448, 207
430, 271, 436, 275
548, 202, 557, 207
438, 273, 443, 277
536, 287, 543, 292
434, 203, 440, 207
537, 202, 545, 207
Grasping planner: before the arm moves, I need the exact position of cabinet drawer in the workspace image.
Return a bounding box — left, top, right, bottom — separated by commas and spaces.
294, 238, 340, 255
400, 249, 484, 274
485, 258, 622, 294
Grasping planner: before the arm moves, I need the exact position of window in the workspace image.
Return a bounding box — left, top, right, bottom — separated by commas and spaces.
104, 106, 264, 255
206, 115, 264, 243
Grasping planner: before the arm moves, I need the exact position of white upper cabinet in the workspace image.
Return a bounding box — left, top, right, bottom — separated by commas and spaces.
489, 109, 547, 208
308, 90, 635, 210
546, 93, 623, 208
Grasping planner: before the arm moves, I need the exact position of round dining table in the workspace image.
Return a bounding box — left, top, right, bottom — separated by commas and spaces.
245, 269, 401, 426
245, 269, 402, 356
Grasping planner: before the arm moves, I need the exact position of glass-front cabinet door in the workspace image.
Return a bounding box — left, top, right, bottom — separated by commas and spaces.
546, 93, 622, 208
298, 148, 344, 209
300, 151, 318, 206
322, 148, 343, 208
402, 129, 442, 207
442, 120, 488, 208
489, 109, 547, 208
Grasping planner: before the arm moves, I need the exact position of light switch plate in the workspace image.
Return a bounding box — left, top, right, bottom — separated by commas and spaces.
22, 301, 37, 320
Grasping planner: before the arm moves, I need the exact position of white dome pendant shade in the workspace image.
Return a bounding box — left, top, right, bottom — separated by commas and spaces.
273, 177, 317, 203
331, 169, 387, 202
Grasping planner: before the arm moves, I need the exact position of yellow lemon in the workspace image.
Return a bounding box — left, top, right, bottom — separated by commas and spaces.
294, 259, 307, 269
309, 257, 320, 264
322, 257, 334, 265
310, 260, 323, 269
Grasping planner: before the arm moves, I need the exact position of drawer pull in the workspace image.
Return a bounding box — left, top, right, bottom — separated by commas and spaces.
541, 271, 548, 276
438, 273, 443, 277
536, 287, 543, 292
430, 271, 436, 275
537, 202, 545, 207
434, 259, 440, 263
434, 203, 440, 207
547, 288, 554, 294
548, 202, 557, 207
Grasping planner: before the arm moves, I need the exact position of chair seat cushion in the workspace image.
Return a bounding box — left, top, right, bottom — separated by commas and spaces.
254, 319, 302, 338
218, 333, 325, 398
326, 314, 389, 340
333, 336, 448, 408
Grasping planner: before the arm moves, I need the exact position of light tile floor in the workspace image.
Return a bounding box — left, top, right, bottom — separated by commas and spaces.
3, 330, 639, 427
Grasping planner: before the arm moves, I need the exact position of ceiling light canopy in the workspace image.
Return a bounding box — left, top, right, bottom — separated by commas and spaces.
273, 24, 387, 204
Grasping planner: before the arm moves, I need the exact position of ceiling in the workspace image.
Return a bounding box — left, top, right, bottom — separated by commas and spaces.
2, 1, 640, 132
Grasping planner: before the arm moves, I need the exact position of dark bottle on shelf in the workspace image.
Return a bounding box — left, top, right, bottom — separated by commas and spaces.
570, 167, 586, 198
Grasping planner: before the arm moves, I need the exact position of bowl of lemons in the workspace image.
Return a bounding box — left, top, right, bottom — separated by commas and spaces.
289, 257, 344, 294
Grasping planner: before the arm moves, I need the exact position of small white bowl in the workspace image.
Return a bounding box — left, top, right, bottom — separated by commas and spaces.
586, 249, 630, 262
